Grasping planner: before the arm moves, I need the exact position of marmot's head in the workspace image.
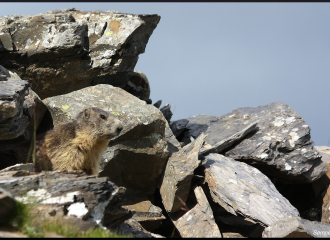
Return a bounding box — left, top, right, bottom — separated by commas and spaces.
76, 107, 123, 140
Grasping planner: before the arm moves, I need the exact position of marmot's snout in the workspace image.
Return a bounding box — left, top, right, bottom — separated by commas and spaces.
116, 124, 123, 135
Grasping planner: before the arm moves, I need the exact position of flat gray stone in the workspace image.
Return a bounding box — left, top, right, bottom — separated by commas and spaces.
203, 153, 300, 226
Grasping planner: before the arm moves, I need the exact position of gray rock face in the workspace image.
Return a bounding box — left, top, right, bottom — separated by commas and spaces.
0, 169, 131, 229
164, 121, 181, 158
0, 77, 29, 140
43, 84, 169, 193
159, 104, 173, 123
199, 121, 258, 157
171, 186, 222, 238
169, 119, 189, 139
124, 70, 150, 102
0, 9, 160, 99
0, 65, 47, 142
180, 102, 327, 183
160, 133, 205, 213
22, 87, 48, 140
262, 217, 330, 238
203, 153, 300, 226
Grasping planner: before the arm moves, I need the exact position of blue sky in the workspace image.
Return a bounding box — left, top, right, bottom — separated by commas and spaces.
1, 3, 329, 146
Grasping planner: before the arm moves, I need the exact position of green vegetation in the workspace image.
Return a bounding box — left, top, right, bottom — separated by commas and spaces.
5, 201, 130, 238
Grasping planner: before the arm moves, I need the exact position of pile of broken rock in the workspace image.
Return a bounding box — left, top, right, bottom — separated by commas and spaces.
1, 8, 330, 238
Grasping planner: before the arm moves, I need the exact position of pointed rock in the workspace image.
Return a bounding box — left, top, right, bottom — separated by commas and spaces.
160, 133, 205, 213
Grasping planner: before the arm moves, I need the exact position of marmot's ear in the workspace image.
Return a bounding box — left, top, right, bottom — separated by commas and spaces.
84, 108, 91, 118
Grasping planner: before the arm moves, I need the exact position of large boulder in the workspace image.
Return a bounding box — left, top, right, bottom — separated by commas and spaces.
0, 8, 160, 99
203, 153, 300, 227
177, 102, 327, 183
43, 84, 169, 193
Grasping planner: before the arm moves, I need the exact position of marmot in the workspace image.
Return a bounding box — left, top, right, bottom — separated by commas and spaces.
36, 107, 123, 175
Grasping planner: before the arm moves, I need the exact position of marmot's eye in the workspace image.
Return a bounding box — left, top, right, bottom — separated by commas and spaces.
100, 114, 106, 120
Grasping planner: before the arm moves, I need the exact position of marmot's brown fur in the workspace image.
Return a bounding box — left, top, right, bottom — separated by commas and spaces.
37, 107, 123, 175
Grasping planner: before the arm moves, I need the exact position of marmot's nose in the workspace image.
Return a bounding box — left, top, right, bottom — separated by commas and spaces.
116, 125, 123, 135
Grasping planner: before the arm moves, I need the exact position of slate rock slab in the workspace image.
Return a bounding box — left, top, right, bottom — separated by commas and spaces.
169, 119, 189, 139
164, 121, 181, 158
203, 153, 300, 227
180, 102, 327, 183
0, 77, 29, 140
199, 121, 258, 157
160, 133, 205, 213
171, 186, 222, 238
0, 8, 160, 99
262, 217, 330, 238
0, 170, 131, 229
43, 84, 169, 193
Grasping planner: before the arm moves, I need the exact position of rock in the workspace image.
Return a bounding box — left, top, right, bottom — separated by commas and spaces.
0, 163, 34, 173
0, 74, 6, 81
22, 87, 48, 140
115, 218, 164, 238
0, 65, 21, 79
170, 186, 221, 238
312, 162, 330, 223
159, 104, 172, 123
262, 217, 330, 238
0, 9, 160, 100
315, 146, 330, 163
120, 188, 166, 231
0, 32, 14, 51
164, 121, 181, 158
160, 133, 205, 213
0, 69, 47, 170
0, 77, 29, 140
180, 102, 327, 183
0, 65, 47, 140
217, 216, 257, 227
0, 170, 131, 230
123, 70, 150, 102
203, 153, 300, 226
153, 100, 162, 109
0, 187, 16, 225
199, 121, 258, 157
101, 186, 133, 229
169, 119, 189, 139
43, 84, 169, 193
